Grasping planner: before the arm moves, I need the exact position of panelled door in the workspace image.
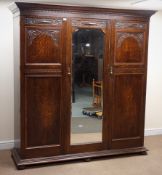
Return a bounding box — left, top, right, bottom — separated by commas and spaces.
110, 20, 148, 149
21, 17, 67, 158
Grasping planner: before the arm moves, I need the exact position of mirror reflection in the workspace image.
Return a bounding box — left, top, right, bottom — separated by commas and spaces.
71, 29, 104, 144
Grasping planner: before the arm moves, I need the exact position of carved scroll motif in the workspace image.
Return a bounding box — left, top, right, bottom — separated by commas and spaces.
27, 30, 60, 45
117, 33, 144, 48
25, 18, 63, 26
71, 19, 106, 28
115, 22, 145, 29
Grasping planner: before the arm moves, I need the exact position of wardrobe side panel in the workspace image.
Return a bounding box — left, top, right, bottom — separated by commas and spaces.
13, 14, 20, 148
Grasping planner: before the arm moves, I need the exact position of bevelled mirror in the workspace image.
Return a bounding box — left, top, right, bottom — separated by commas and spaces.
71, 28, 104, 145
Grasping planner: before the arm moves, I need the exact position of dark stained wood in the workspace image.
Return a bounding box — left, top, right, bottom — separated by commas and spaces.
110, 20, 148, 149
114, 21, 146, 65
113, 74, 143, 138
25, 27, 62, 64
19, 12, 67, 158
25, 76, 61, 147
10, 2, 155, 169
11, 147, 148, 169
102, 20, 112, 150
111, 74, 144, 148
115, 32, 144, 64
112, 74, 143, 139
11, 2, 155, 18
69, 143, 103, 154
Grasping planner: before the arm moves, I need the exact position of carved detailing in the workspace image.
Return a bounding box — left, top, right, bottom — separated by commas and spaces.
27, 30, 60, 45
25, 18, 63, 25
117, 33, 144, 48
71, 19, 106, 28
115, 22, 145, 29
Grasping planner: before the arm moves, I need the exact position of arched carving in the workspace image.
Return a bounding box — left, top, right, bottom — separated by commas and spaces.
115, 32, 144, 63
26, 29, 61, 63
27, 30, 60, 46
117, 33, 144, 48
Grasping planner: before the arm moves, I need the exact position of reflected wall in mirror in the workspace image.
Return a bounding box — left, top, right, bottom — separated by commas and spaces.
71, 29, 104, 144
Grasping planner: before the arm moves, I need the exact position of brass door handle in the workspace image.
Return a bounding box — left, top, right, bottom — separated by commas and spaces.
67, 66, 71, 76
110, 66, 113, 75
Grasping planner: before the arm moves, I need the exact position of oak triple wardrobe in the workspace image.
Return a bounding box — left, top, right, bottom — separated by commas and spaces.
10, 2, 155, 169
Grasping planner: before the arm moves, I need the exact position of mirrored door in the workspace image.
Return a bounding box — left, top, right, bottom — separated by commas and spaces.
70, 28, 105, 145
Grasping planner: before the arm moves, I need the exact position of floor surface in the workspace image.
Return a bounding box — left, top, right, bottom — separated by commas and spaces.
0, 135, 162, 175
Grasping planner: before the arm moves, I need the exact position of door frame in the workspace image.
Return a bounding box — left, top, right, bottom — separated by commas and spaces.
65, 18, 112, 154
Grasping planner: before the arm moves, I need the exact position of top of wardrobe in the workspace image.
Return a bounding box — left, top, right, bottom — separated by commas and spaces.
9, 2, 156, 19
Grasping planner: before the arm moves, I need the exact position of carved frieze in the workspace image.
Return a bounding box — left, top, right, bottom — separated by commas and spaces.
25, 18, 63, 26
71, 19, 106, 28
27, 29, 60, 45
115, 22, 145, 29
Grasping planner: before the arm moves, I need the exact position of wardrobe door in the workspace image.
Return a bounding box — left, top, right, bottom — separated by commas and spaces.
21, 17, 67, 158
111, 21, 148, 149
68, 18, 110, 153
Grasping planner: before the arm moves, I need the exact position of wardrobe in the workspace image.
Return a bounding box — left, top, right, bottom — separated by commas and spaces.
10, 2, 155, 169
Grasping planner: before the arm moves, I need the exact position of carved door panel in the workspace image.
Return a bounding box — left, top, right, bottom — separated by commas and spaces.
21, 17, 67, 158
110, 21, 148, 149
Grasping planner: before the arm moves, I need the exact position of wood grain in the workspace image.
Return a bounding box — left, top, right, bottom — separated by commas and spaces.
10, 2, 155, 168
